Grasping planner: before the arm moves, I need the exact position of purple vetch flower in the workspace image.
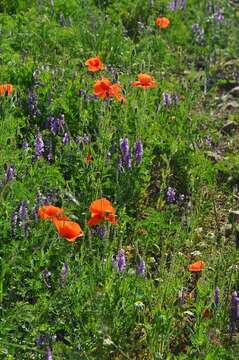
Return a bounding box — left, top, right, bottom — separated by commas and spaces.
204, 135, 212, 146
116, 249, 126, 272
137, 257, 146, 276
83, 134, 90, 144
36, 334, 48, 346
192, 23, 205, 44
135, 139, 143, 164
166, 187, 176, 203
163, 92, 172, 106
41, 268, 51, 289
28, 89, 40, 119
168, 0, 186, 11
22, 138, 29, 150
59, 262, 69, 284
172, 94, 179, 105
18, 200, 29, 236
215, 287, 220, 307
76, 134, 91, 145
181, 0, 186, 11
45, 346, 53, 360
62, 132, 70, 145
230, 291, 239, 331
214, 7, 224, 22
91, 225, 106, 240
169, 0, 178, 11
35, 130, 44, 158
125, 151, 132, 169
120, 138, 130, 156
119, 138, 132, 171
47, 116, 59, 135
6, 165, 15, 182
11, 210, 18, 237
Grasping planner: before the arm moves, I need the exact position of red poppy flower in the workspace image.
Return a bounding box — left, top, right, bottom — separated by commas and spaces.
38, 205, 68, 221
53, 219, 84, 242
188, 260, 205, 272
93, 78, 125, 102
85, 56, 104, 72
86, 153, 93, 163
131, 74, 157, 89
0, 83, 13, 96
155, 17, 170, 29
88, 198, 117, 226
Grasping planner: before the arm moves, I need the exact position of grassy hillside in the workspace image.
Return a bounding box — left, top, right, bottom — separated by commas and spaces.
1, 0, 239, 359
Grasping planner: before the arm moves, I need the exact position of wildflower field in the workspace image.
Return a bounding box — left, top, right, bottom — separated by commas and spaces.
1, 0, 239, 359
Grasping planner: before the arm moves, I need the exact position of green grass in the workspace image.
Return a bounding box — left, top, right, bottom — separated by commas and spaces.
1, 0, 239, 359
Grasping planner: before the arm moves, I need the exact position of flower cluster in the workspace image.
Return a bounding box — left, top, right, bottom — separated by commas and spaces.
11, 200, 29, 237
37, 198, 118, 242
169, 0, 186, 11
119, 138, 143, 171
162, 92, 179, 107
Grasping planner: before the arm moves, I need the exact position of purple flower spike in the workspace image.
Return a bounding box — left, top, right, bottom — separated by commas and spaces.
214, 7, 224, 22
163, 92, 172, 106
137, 257, 146, 276
28, 89, 40, 119
6, 165, 15, 182
169, 0, 179, 11
181, 0, 186, 11
45, 346, 53, 360
18, 200, 29, 236
48, 116, 59, 135
135, 139, 143, 164
62, 132, 70, 145
125, 151, 132, 169
192, 23, 205, 44
35, 130, 44, 158
120, 138, 130, 156
166, 187, 176, 203
83, 134, 90, 144
230, 291, 239, 332
215, 287, 220, 307
119, 138, 132, 171
117, 249, 126, 272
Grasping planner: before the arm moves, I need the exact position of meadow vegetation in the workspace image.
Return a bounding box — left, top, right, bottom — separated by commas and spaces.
1, 0, 239, 358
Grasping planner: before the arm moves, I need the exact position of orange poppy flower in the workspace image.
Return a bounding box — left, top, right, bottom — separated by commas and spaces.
38, 205, 68, 221
188, 260, 205, 272
93, 78, 125, 102
155, 17, 170, 29
88, 198, 117, 226
85, 56, 104, 72
0, 83, 13, 96
53, 219, 84, 242
131, 74, 157, 89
